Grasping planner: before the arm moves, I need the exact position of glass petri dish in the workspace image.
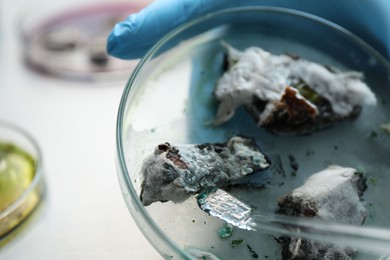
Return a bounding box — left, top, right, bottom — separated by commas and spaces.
116, 7, 390, 259
20, 2, 147, 81
0, 122, 45, 240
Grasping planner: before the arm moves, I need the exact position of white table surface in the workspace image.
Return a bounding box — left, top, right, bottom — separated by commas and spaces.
0, 0, 161, 259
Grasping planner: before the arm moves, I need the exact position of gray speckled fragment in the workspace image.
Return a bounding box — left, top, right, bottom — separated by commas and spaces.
140, 136, 270, 206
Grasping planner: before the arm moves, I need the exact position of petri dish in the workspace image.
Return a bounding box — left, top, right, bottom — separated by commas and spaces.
20, 2, 147, 81
0, 122, 45, 240
116, 7, 390, 259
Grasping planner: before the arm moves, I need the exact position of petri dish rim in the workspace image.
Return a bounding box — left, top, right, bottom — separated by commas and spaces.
116, 6, 390, 259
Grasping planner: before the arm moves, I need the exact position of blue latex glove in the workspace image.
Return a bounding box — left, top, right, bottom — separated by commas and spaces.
107, 0, 390, 60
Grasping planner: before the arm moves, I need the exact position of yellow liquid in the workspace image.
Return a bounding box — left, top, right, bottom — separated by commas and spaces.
0, 142, 41, 238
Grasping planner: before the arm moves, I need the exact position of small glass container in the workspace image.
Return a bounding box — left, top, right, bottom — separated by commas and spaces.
0, 122, 45, 238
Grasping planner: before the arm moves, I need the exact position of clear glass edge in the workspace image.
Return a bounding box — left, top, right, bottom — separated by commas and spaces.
115, 6, 390, 259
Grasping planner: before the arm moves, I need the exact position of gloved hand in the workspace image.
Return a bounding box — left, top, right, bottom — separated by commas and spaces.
107, 0, 390, 60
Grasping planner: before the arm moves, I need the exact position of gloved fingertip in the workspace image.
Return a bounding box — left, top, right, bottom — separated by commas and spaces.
106, 32, 119, 57
106, 16, 138, 59
107, 13, 155, 59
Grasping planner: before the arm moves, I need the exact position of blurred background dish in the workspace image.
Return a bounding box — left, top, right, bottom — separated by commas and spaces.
20, 1, 146, 81
116, 7, 390, 259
